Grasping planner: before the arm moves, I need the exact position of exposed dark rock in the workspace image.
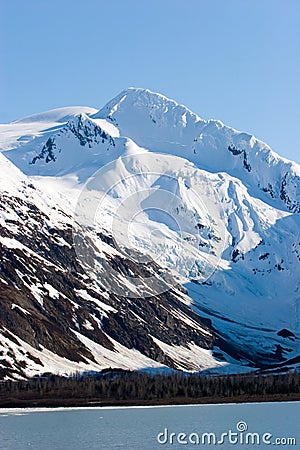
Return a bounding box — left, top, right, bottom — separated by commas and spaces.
259, 253, 269, 260
232, 248, 244, 262
277, 329, 296, 339
67, 114, 115, 148
228, 144, 251, 172
31, 137, 57, 165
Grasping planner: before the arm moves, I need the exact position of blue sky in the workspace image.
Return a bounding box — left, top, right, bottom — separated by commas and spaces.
1, 0, 299, 162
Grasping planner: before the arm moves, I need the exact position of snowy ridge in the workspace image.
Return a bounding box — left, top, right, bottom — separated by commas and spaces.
12, 106, 98, 124
0, 88, 300, 378
0, 106, 97, 153
3, 87, 300, 213
95, 88, 300, 213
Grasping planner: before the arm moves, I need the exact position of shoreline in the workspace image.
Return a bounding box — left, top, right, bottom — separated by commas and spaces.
1, 399, 300, 415
1, 393, 300, 409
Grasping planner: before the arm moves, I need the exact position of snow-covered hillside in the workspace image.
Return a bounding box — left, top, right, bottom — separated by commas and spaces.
0, 88, 299, 378
95, 88, 300, 213
1, 151, 234, 379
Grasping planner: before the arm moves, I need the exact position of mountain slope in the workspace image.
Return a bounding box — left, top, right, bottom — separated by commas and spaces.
95, 88, 300, 214
0, 88, 300, 378
0, 152, 242, 380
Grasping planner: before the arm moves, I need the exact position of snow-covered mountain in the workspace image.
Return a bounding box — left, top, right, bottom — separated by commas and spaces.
95, 88, 300, 214
0, 88, 299, 379
1, 152, 234, 379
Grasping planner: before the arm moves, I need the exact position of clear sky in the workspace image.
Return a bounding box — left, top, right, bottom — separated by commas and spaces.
1, 0, 299, 162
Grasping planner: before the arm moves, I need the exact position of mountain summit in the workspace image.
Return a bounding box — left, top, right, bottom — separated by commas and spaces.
0, 88, 299, 379
4, 88, 300, 212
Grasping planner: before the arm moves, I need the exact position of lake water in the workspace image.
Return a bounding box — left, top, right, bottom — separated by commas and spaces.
0, 402, 299, 449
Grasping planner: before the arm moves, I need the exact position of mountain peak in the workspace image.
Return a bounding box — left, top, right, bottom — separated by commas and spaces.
1, 90, 300, 378
95, 87, 204, 126
100, 86, 199, 113
93, 87, 206, 156
1, 88, 300, 214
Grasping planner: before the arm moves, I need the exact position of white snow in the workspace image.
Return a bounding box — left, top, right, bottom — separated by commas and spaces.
44, 283, 60, 299
72, 330, 167, 371
0, 237, 25, 250
0, 106, 97, 151
151, 336, 228, 372
0, 88, 299, 375
75, 289, 117, 313
11, 304, 30, 315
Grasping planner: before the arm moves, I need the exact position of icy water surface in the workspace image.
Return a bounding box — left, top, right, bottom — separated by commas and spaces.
0, 401, 299, 449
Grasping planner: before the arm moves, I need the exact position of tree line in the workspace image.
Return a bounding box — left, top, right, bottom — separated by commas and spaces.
0, 369, 300, 407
